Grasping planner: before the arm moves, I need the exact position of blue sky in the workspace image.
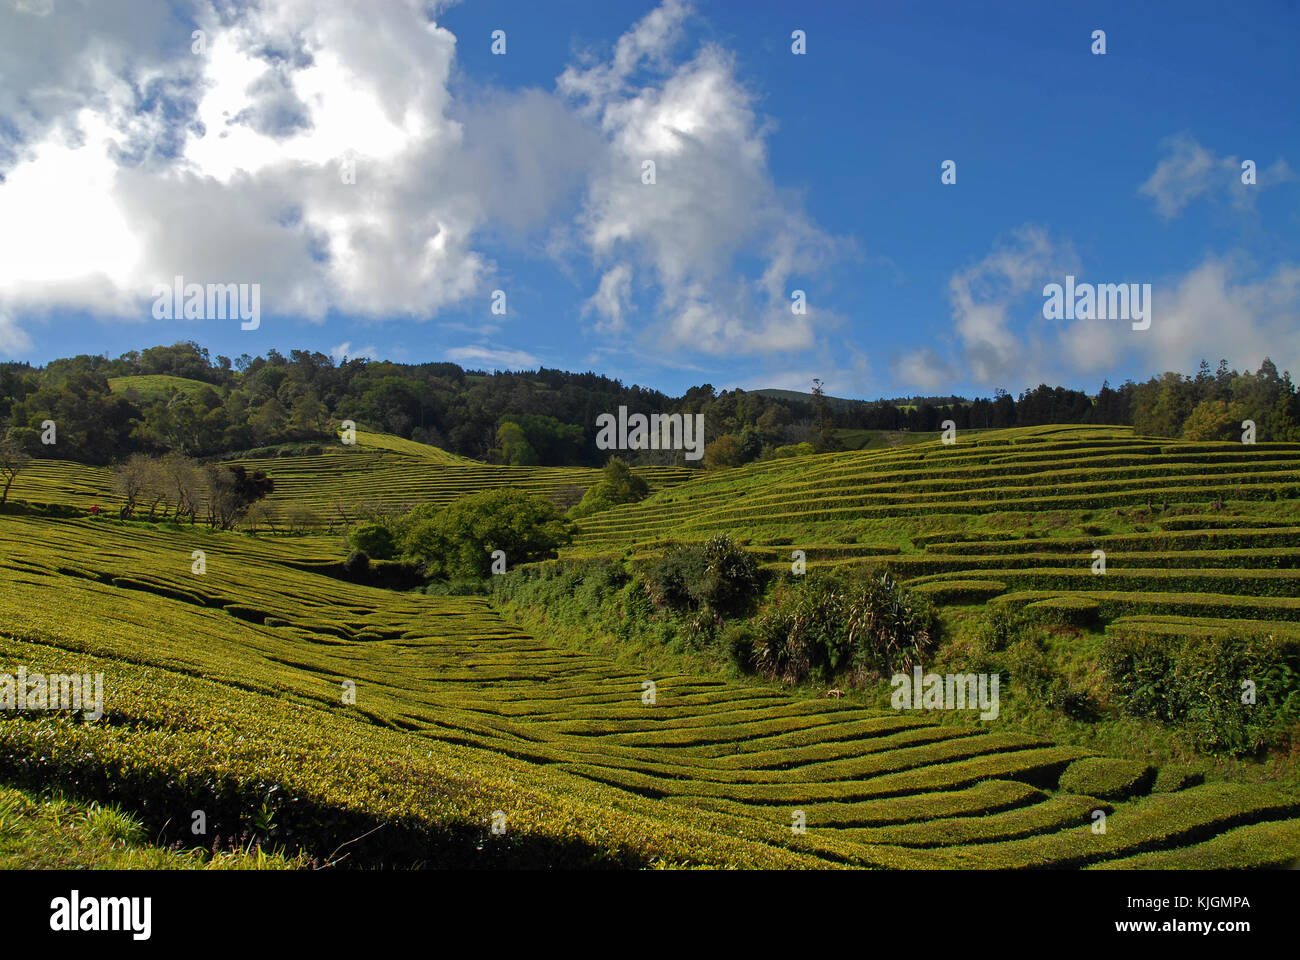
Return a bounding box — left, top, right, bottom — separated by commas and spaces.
0, 0, 1296, 399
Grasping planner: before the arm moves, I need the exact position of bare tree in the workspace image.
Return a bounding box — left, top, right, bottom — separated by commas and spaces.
141, 458, 171, 521
160, 454, 207, 524
284, 503, 318, 534
113, 454, 152, 518
0, 438, 30, 507
242, 500, 282, 535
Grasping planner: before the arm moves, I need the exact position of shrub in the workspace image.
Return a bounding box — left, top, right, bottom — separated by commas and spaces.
639, 536, 763, 618
1103, 630, 1300, 756
402, 489, 576, 580
342, 549, 370, 576
348, 521, 397, 561
751, 568, 939, 684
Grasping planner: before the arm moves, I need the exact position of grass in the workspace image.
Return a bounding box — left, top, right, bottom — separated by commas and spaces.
107, 374, 222, 401
0, 783, 305, 869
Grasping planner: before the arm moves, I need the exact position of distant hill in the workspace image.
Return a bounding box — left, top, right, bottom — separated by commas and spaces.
108, 374, 222, 401
752, 388, 863, 412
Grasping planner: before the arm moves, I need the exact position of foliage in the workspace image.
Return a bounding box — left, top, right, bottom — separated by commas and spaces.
348, 521, 398, 561
569, 456, 650, 519
752, 568, 939, 683
1103, 630, 1300, 756
639, 536, 763, 618
401, 489, 576, 579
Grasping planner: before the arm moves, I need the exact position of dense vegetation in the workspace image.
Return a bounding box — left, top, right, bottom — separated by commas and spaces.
4, 342, 1296, 469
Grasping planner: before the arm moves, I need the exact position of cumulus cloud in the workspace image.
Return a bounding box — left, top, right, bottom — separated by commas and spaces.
0, 0, 842, 366
559, 0, 842, 356
1139, 134, 1293, 219
0, 0, 603, 344
1142, 258, 1300, 375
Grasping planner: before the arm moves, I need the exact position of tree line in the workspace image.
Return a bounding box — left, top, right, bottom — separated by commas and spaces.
2, 342, 1297, 473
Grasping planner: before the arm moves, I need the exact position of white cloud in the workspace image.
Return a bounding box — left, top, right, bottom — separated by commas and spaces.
559, 0, 841, 356
0, 310, 33, 355
1139, 134, 1293, 219
329, 341, 378, 362
584, 262, 634, 333
944, 226, 1076, 386
893, 348, 954, 393
444, 345, 539, 369
1141, 258, 1300, 375
0, 0, 841, 365
0, 0, 590, 329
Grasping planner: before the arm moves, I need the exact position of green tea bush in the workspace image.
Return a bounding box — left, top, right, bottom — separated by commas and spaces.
1058, 757, 1156, 800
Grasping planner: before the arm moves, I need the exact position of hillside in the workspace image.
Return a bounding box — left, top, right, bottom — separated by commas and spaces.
4, 513, 1298, 867
566, 425, 1300, 635
3, 430, 694, 520
2, 424, 1299, 867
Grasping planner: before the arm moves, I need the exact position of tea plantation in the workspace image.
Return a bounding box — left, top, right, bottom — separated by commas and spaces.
1, 424, 1298, 867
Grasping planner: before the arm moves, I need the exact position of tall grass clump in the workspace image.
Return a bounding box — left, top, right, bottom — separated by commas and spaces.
751, 568, 939, 684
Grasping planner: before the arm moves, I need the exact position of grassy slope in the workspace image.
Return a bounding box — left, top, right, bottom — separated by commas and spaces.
3, 430, 695, 521
2, 508, 1299, 868
1, 423, 1298, 868
108, 375, 221, 401
0, 784, 304, 869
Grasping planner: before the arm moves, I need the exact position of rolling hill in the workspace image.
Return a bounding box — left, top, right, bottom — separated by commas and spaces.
2, 423, 1299, 867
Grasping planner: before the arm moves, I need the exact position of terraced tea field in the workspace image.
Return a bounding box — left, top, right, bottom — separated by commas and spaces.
568, 425, 1300, 641
4, 430, 694, 521
3, 513, 1299, 868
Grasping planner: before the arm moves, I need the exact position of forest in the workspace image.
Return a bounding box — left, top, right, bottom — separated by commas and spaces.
1, 341, 1297, 468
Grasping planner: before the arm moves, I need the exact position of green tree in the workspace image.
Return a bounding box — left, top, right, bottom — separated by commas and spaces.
703, 434, 745, 470
496, 421, 539, 465
1181, 399, 1248, 441
811, 378, 840, 452
569, 456, 650, 518
402, 489, 575, 579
